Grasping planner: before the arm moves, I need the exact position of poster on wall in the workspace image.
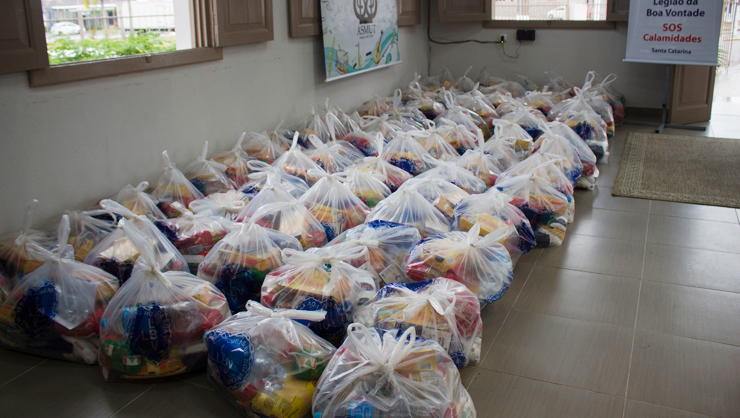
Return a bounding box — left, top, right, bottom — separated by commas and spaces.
624, 0, 723, 66
320, 0, 401, 81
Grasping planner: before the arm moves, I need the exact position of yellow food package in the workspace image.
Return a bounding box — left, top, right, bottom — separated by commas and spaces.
250, 377, 316, 418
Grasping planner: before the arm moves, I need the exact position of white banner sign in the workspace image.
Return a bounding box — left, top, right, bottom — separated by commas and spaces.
320, 0, 401, 81
625, 0, 723, 66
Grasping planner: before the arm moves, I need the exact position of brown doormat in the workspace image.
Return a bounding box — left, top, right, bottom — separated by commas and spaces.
612, 132, 740, 208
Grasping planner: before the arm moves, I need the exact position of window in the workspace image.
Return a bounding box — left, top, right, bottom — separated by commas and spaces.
492, 0, 609, 22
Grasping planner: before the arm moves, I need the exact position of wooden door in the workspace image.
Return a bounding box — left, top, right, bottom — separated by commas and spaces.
211, 0, 273, 46
669, 65, 716, 125
288, 0, 320, 37
398, 0, 421, 26
0, 0, 48, 74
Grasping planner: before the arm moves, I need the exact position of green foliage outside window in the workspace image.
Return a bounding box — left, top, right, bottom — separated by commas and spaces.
47, 33, 176, 64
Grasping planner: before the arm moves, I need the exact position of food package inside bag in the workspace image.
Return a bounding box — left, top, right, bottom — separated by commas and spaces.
531, 129, 584, 189
482, 135, 521, 170
243, 131, 287, 164
198, 222, 302, 314
66, 209, 117, 262
292, 106, 331, 148
544, 71, 575, 100
0, 200, 57, 285
560, 108, 609, 163
298, 170, 371, 242
114, 181, 167, 221
415, 160, 487, 195
491, 118, 533, 159
0, 215, 119, 364
456, 130, 505, 188
153, 202, 233, 274
0, 270, 10, 305
546, 121, 599, 190
487, 80, 527, 98
398, 177, 471, 221
476, 67, 507, 87
436, 118, 480, 155
205, 301, 336, 418
238, 160, 309, 199
382, 89, 425, 128
366, 188, 451, 239
460, 94, 498, 132
405, 224, 514, 305
273, 132, 327, 186
354, 134, 413, 192
354, 277, 482, 369
500, 103, 547, 141
312, 324, 476, 418
517, 74, 539, 92
85, 200, 188, 285
356, 96, 391, 117
453, 190, 536, 265
236, 180, 298, 223
183, 141, 237, 196
250, 200, 328, 250
261, 247, 378, 345
98, 222, 229, 381
589, 72, 625, 125
407, 81, 445, 120
436, 67, 456, 89
148, 151, 205, 218
494, 172, 570, 247
327, 220, 421, 286
499, 153, 575, 201
342, 118, 383, 157
522, 89, 556, 117
580, 73, 616, 137
339, 168, 391, 209
485, 89, 515, 109
323, 104, 351, 141
305, 135, 359, 174
189, 190, 249, 221
361, 114, 404, 142
210, 133, 254, 187
451, 66, 478, 93
411, 123, 461, 162
381, 131, 436, 176
434, 91, 490, 139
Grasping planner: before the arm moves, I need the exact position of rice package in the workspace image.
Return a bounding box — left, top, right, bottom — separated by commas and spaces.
354, 135, 413, 192
198, 222, 302, 314
312, 324, 476, 418
115, 181, 167, 221
239, 161, 309, 199
0, 215, 119, 364
339, 168, 391, 208
250, 201, 328, 250
273, 133, 327, 186
381, 132, 435, 176
66, 209, 117, 262
0, 200, 57, 285
354, 277, 482, 369
415, 160, 487, 195
366, 189, 451, 239
243, 131, 286, 164
547, 121, 599, 189
204, 301, 336, 418
148, 151, 205, 218
261, 247, 378, 345
98, 224, 229, 381
189, 190, 249, 221
211, 133, 254, 187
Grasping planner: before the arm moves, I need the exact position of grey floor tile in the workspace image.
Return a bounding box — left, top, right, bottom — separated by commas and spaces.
467, 370, 624, 418
518, 247, 542, 264
459, 366, 478, 389
0, 348, 47, 386
538, 234, 645, 279
709, 114, 740, 131
482, 310, 633, 396
596, 156, 621, 187
649, 201, 739, 223
627, 330, 740, 418
515, 266, 640, 328
712, 127, 740, 140
176, 369, 213, 391
637, 281, 740, 346
0, 359, 153, 418
647, 215, 740, 253
625, 400, 720, 418
569, 208, 649, 242
478, 304, 511, 364
113, 379, 243, 418
574, 186, 651, 214
495, 262, 535, 309
643, 244, 740, 293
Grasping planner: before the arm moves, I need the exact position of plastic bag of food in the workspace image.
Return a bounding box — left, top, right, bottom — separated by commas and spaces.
434, 91, 490, 138
0, 215, 119, 364
357, 96, 391, 117
411, 123, 461, 162
381, 132, 436, 176
198, 222, 302, 314
522, 89, 555, 117
0, 200, 57, 285
589, 72, 625, 125
324, 107, 351, 141
450, 67, 477, 93
361, 114, 404, 142
481, 135, 521, 170
545, 71, 575, 100
517, 74, 539, 91
0, 270, 10, 305
342, 119, 383, 157
327, 220, 420, 286
153, 202, 232, 274
407, 81, 445, 120
85, 200, 188, 285
366, 189, 451, 238
251, 200, 328, 250
211, 133, 254, 187
148, 151, 205, 217
461, 94, 498, 132
114, 181, 167, 221
415, 160, 487, 195
312, 324, 476, 418
292, 107, 331, 147
236, 179, 298, 223
98, 223, 229, 381
500, 103, 547, 141
261, 247, 378, 344
494, 173, 570, 247
238, 161, 309, 199
436, 118, 479, 155
453, 190, 536, 264
383, 89, 425, 128
456, 130, 505, 188
354, 135, 413, 192
183, 142, 237, 196
66, 209, 117, 262
305, 135, 358, 174
499, 154, 575, 198
189, 190, 249, 221
491, 118, 533, 159
298, 170, 371, 242
338, 168, 391, 208
205, 301, 336, 418
558, 107, 609, 163
243, 131, 287, 164
476, 67, 506, 87
397, 177, 470, 221
355, 277, 482, 369
547, 121, 599, 190
273, 133, 326, 186
485, 80, 527, 98
531, 129, 584, 189
436, 67, 456, 89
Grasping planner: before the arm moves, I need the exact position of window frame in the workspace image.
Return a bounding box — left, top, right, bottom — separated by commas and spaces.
482, 0, 625, 29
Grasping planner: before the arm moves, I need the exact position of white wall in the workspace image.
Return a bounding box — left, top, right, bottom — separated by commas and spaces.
429, 7, 669, 108
0, 1, 430, 236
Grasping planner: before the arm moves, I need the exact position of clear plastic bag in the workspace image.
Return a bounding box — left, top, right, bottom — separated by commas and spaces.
66, 209, 117, 262
211, 133, 254, 187
494, 173, 570, 247
261, 247, 378, 345
114, 181, 167, 221
544, 71, 575, 100
415, 160, 487, 195
461, 94, 498, 133
361, 114, 404, 142
238, 161, 309, 199
491, 118, 533, 159
312, 324, 476, 418
298, 170, 371, 242
292, 107, 331, 147
0, 200, 57, 285
589, 72, 625, 125
407, 81, 445, 120
453, 190, 536, 264
244, 131, 287, 164
436, 118, 479, 155
522, 89, 556, 117
273, 133, 327, 186
85, 200, 188, 285
434, 91, 490, 139
305, 135, 359, 174
357, 96, 391, 118
500, 103, 547, 141
476, 67, 507, 87
327, 220, 421, 286
189, 190, 249, 221
481, 135, 521, 170
342, 119, 383, 157
547, 121, 599, 190
366, 188, 451, 239
0, 215, 119, 364
250, 201, 328, 250
517, 74, 539, 92
411, 123, 461, 162
0, 270, 10, 305
236, 180, 297, 223
456, 130, 505, 188
205, 301, 336, 418
437, 67, 456, 90
382, 89, 425, 128
559, 107, 609, 163
499, 154, 575, 199
338, 168, 391, 209
354, 277, 482, 369
354, 134, 413, 192
381, 132, 436, 176
98, 222, 229, 381
486, 80, 527, 98
148, 151, 205, 218
398, 177, 471, 221
183, 141, 237, 196
451, 67, 478, 93
531, 129, 584, 189
198, 222, 302, 314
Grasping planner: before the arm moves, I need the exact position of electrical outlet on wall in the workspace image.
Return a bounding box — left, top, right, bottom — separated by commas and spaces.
500, 34, 507, 43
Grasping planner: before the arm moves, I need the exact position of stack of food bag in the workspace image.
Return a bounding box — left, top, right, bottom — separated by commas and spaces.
65, 209, 117, 262
366, 188, 451, 239
398, 177, 471, 221
354, 134, 412, 192
210, 133, 254, 187
273, 133, 327, 186
148, 151, 204, 217
0, 200, 56, 286
339, 168, 391, 208
183, 142, 237, 196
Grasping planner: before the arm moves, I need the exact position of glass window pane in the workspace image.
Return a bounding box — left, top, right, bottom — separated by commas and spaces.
493, 0, 608, 21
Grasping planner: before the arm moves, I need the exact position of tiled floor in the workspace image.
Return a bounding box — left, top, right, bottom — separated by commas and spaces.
1, 116, 739, 418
